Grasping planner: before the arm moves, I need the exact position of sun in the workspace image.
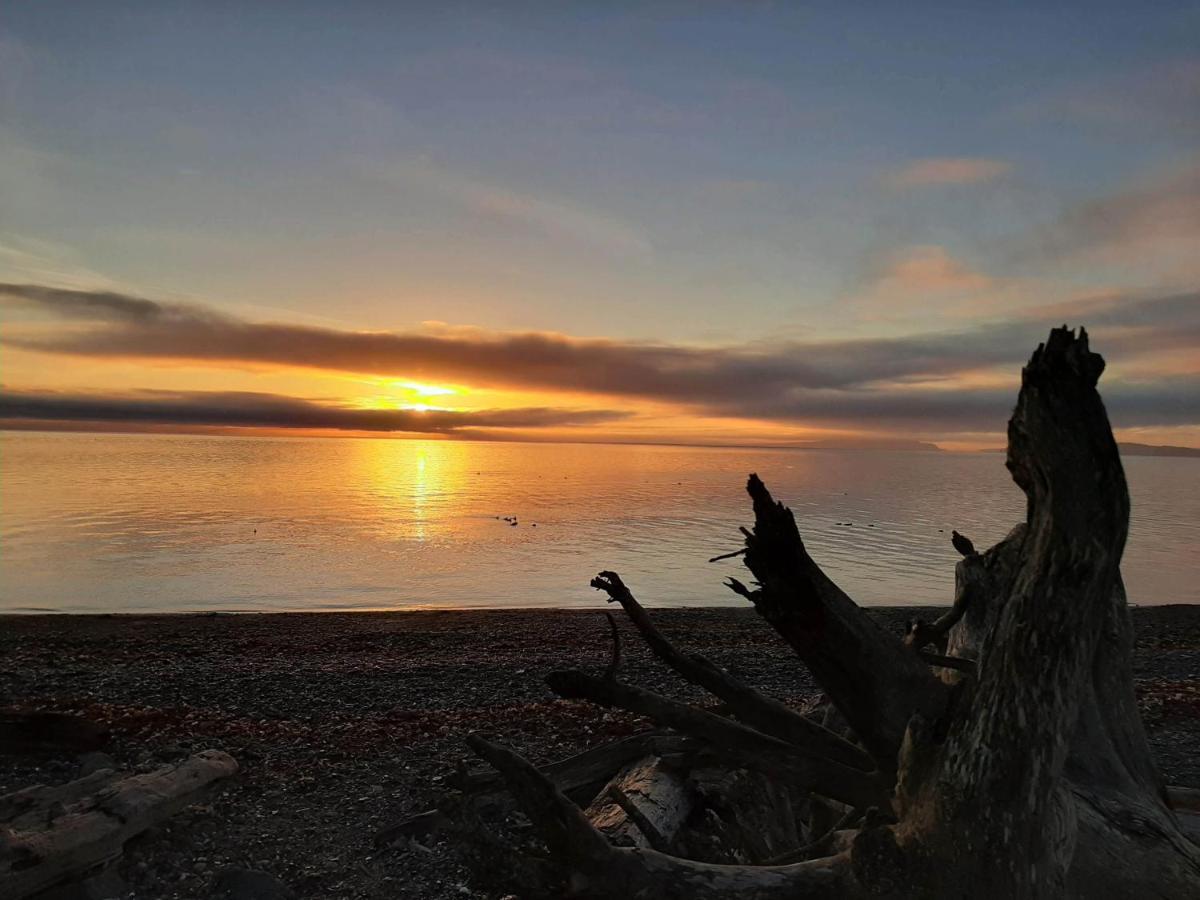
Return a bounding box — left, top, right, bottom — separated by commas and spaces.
353, 379, 461, 413
392, 380, 457, 398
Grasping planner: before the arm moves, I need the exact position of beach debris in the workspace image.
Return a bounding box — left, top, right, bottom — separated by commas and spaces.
0, 750, 238, 900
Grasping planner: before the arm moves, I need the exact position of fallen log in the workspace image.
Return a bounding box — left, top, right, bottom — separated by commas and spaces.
0, 769, 120, 825
1, 750, 238, 900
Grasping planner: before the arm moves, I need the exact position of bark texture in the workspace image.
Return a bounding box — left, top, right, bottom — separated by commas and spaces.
456, 327, 1200, 899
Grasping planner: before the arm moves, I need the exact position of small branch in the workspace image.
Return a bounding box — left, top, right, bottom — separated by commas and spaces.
546, 670, 890, 812
764, 807, 864, 866
708, 548, 747, 563
465, 735, 613, 866
918, 652, 976, 674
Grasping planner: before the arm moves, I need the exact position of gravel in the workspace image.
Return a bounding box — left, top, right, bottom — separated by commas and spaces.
2, 606, 1197, 899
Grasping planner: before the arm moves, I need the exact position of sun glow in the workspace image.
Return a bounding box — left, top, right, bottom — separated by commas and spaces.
352, 379, 463, 414
392, 380, 457, 398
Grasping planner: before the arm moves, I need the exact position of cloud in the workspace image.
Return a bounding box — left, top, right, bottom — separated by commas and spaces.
867, 245, 991, 293
2, 281, 179, 321
0, 388, 628, 434
734, 375, 1200, 433
1012, 58, 1200, 139
1015, 157, 1200, 268
2, 282, 1197, 435
0, 233, 119, 289
886, 157, 1012, 188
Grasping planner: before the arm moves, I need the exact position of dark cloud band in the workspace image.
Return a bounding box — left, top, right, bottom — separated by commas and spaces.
0, 389, 628, 433
2, 282, 1197, 434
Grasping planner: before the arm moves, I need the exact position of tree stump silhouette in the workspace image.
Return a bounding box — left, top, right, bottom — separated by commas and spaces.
462, 327, 1200, 899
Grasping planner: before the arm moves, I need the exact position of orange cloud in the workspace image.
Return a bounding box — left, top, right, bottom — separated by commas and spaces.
887, 157, 1012, 188
871, 245, 991, 293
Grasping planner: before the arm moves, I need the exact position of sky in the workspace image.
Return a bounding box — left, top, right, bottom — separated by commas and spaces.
1, 2, 1197, 449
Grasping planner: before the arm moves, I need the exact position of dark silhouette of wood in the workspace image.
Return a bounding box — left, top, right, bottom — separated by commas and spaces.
457, 327, 1200, 898
1, 751, 238, 899
950, 530, 976, 558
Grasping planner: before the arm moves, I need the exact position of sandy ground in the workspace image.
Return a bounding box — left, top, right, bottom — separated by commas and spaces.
2, 605, 1198, 899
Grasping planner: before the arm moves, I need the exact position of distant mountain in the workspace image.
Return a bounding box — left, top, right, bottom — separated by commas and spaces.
1118, 442, 1200, 458
984, 442, 1200, 458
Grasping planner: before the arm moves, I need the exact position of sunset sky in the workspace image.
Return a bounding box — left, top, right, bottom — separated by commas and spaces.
2, 3, 1197, 449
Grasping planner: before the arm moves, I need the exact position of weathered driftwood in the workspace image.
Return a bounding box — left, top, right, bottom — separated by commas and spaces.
459, 327, 1200, 899
0, 769, 121, 825
1, 750, 238, 899
584, 755, 693, 850
374, 731, 696, 846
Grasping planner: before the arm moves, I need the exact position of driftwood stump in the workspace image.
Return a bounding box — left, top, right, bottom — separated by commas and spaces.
460, 327, 1200, 898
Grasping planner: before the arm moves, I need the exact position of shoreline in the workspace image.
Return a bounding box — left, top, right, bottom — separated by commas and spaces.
3, 600, 1196, 618
3, 605, 1198, 898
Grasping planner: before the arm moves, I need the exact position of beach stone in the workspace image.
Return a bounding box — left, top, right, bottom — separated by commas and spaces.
212, 867, 296, 900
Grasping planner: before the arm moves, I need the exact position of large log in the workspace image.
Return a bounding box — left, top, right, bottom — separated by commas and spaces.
1, 750, 238, 900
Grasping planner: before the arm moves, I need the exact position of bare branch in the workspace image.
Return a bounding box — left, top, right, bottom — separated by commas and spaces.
546, 670, 890, 811
591, 571, 875, 773
738, 474, 948, 768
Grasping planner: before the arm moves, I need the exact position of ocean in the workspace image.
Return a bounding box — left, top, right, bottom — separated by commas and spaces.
1, 431, 1196, 613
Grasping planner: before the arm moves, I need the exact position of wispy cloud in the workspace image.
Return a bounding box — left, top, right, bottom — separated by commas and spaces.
885, 157, 1012, 188
866, 245, 992, 294
1012, 156, 1200, 271
1011, 58, 1200, 139
0, 233, 117, 290
355, 157, 652, 257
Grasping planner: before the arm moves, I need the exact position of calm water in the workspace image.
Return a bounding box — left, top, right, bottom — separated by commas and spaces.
1, 432, 1197, 613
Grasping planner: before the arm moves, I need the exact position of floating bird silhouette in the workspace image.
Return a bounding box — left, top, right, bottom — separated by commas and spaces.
951, 530, 977, 558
